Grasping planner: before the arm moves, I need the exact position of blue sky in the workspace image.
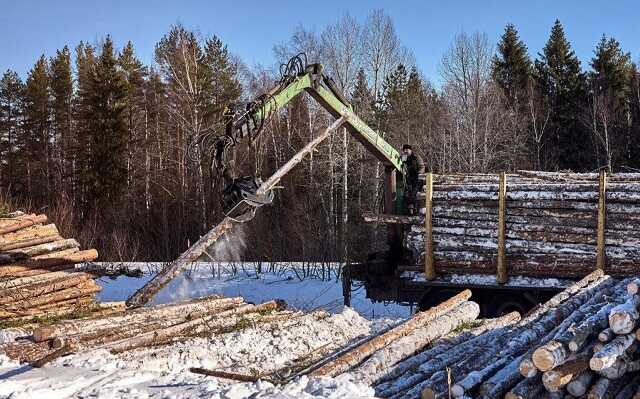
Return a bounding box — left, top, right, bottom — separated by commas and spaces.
1, 1, 639, 85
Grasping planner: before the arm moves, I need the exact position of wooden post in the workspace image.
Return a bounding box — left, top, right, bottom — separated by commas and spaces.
596, 170, 607, 270
424, 172, 435, 280
497, 172, 507, 284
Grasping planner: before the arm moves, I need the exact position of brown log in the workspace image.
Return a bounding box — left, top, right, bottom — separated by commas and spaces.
0, 249, 98, 277
33, 296, 244, 342
310, 290, 472, 377
542, 352, 591, 391
32, 339, 77, 367
352, 300, 480, 385
98, 300, 284, 353
4, 238, 79, 257
0, 273, 92, 304
0, 214, 47, 234
189, 367, 280, 384
0, 280, 101, 314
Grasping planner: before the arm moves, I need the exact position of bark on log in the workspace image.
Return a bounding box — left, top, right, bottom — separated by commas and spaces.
0, 280, 101, 314
588, 377, 611, 399
505, 376, 545, 399
567, 370, 595, 396
33, 296, 244, 342
125, 218, 235, 308
96, 300, 284, 353
590, 334, 635, 371
542, 352, 591, 391
599, 328, 615, 343
0, 214, 47, 235
310, 290, 472, 377
626, 279, 640, 295
608, 297, 640, 334
352, 300, 480, 385
4, 238, 79, 257
0, 273, 92, 304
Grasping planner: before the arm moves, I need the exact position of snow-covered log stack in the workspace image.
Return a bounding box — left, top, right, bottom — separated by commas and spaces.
372, 270, 640, 399
0, 212, 101, 322
0, 295, 289, 364
399, 170, 640, 278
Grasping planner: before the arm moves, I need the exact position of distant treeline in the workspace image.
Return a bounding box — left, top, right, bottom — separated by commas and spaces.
1, 11, 639, 262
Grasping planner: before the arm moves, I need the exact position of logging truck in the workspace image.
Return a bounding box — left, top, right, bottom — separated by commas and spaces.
127, 54, 640, 316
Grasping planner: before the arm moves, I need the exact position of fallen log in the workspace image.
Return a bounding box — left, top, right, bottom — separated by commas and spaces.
1, 280, 101, 314
505, 376, 545, 399
352, 300, 480, 385
542, 352, 591, 391
567, 370, 595, 397
608, 296, 640, 334
590, 334, 635, 371
0, 273, 92, 304
189, 367, 281, 384
0, 214, 47, 235
309, 290, 472, 377
33, 296, 244, 342
4, 238, 79, 257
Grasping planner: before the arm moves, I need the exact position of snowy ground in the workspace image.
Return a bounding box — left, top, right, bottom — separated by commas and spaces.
0, 263, 408, 398
96, 262, 412, 319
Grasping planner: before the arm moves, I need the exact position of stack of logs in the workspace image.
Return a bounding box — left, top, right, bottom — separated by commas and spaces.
402, 171, 640, 278
0, 212, 100, 322
373, 270, 640, 398
1, 295, 289, 366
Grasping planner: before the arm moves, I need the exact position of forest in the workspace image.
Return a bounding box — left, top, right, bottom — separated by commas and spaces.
1, 10, 639, 262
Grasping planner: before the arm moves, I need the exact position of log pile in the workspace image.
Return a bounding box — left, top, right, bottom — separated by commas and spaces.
394, 170, 640, 278
372, 270, 640, 399
0, 212, 101, 322
309, 290, 482, 382
0, 294, 289, 365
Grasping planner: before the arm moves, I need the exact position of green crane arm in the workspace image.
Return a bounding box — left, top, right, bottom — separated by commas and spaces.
222, 63, 403, 173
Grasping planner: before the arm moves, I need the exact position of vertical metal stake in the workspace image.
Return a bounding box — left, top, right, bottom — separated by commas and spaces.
497, 172, 508, 284
424, 172, 435, 280
596, 170, 607, 270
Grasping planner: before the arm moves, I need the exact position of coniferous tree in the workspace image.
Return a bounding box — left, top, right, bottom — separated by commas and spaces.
535, 20, 590, 171
628, 64, 640, 170
492, 24, 532, 106
74, 41, 96, 208
589, 35, 632, 169
0, 71, 25, 190
22, 56, 51, 202
351, 69, 375, 123
49, 46, 73, 193
86, 36, 128, 207
118, 41, 147, 204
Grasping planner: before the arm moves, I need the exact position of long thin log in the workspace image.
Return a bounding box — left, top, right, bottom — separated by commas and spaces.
352, 301, 480, 385
0, 214, 47, 235
0, 273, 92, 304
590, 334, 635, 371
33, 296, 245, 342
310, 290, 472, 377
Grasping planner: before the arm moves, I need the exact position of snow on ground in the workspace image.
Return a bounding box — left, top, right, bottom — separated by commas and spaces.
96, 262, 412, 320
0, 263, 407, 398
0, 307, 389, 398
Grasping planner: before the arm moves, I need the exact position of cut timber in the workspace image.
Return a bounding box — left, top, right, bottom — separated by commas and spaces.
505, 376, 545, 399
627, 278, 640, 295
0, 214, 47, 235
0, 273, 91, 304
567, 370, 594, 397
599, 328, 615, 343
352, 300, 480, 385
125, 218, 235, 308
542, 352, 591, 391
310, 289, 472, 377
4, 238, 79, 257
533, 340, 569, 372
590, 333, 635, 371
0, 280, 101, 315
32, 296, 244, 342
608, 296, 640, 334
97, 300, 284, 353
588, 377, 610, 399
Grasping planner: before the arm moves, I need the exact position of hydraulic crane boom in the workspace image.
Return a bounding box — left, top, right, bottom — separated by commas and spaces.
210, 54, 404, 221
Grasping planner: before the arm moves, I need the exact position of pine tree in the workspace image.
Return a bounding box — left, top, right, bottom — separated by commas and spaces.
535, 20, 590, 171
86, 36, 128, 207
0, 70, 25, 190
589, 35, 632, 169
118, 41, 147, 202
74, 41, 96, 208
378, 64, 409, 145
22, 55, 51, 202
351, 69, 375, 123
628, 64, 640, 170
203, 35, 242, 121
492, 24, 532, 106
50, 46, 73, 192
